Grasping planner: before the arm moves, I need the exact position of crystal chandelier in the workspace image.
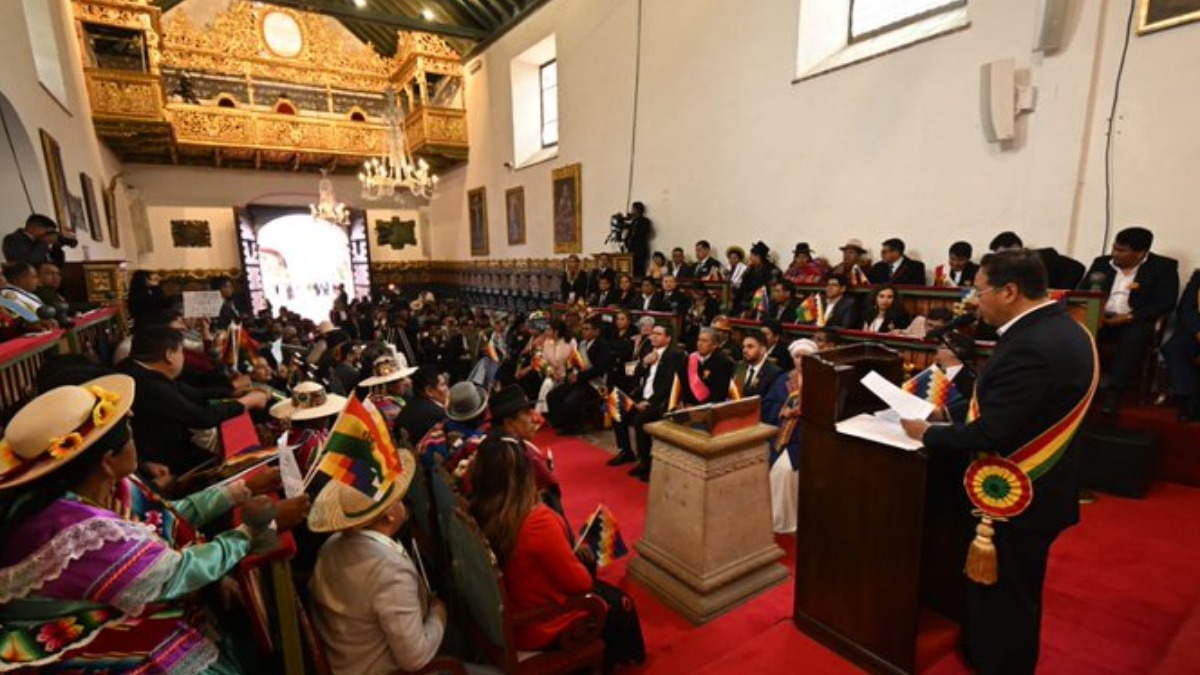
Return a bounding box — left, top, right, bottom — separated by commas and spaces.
310, 168, 349, 225
359, 90, 438, 201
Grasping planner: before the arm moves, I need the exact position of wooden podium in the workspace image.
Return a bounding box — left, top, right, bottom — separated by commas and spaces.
793, 344, 970, 674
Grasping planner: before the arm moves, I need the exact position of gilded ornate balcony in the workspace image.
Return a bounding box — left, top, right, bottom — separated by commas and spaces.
85, 69, 164, 120
405, 107, 469, 166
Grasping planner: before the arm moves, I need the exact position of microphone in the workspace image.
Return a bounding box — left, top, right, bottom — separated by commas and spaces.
927, 312, 977, 339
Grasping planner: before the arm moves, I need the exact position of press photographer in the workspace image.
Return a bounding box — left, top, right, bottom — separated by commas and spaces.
608, 201, 652, 276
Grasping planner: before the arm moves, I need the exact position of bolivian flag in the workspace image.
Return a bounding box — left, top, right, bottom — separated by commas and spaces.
799, 293, 825, 326
667, 374, 682, 412
728, 380, 743, 401
317, 396, 403, 499
605, 388, 635, 424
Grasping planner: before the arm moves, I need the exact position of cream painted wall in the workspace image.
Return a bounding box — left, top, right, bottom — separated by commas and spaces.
0, 0, 133, 263
431, 0, 1199, 276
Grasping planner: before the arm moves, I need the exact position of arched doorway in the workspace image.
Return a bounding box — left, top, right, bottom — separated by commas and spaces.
256, 213, 355, 322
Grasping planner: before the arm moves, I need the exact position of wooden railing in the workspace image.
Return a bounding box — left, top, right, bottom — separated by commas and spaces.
0, 308, 125, 419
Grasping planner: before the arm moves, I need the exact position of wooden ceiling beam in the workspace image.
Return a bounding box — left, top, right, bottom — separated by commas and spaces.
445, 0, 496, 30
466, 0, 551, 58
254, 0, 488, 41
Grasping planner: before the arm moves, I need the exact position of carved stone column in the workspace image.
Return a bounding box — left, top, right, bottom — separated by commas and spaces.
628, 402, 788, 624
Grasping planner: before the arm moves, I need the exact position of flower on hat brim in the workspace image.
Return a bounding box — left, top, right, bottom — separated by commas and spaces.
48, 433, 84, 460
92, 401, 117, 428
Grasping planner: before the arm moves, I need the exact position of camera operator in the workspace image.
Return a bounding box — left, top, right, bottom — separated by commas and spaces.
610, 202, 652, 276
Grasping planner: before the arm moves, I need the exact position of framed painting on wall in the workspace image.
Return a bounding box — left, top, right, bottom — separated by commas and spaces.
1138, 0, 1200, 34
468, 186, 489, 256
103, 180, 121, 247
506, 186, 525, 245
80, 173, 103, 242
551, 163, 581, 254
67, 195, 87, 242
38, 129, 74, 239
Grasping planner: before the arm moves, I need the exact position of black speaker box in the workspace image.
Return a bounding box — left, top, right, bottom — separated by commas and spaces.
1077, 425, 1159, 499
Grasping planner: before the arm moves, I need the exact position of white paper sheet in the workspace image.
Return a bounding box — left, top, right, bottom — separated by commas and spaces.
277, 433, 305, 499
182, 290, 224, 318
861, 370, 935, 421
836, 412, 924, 451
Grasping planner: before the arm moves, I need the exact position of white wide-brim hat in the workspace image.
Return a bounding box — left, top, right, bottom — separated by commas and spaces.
358, 354, 418, 389
307, 449, 416, 532
0, 374, 136, 490
269, 381, 347, 421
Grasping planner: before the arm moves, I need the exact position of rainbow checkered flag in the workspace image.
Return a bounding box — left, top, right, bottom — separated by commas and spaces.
902, 365, 963, 410
578, 505, 629, 568
604, 388, 635, 424
315, 395, 403, 499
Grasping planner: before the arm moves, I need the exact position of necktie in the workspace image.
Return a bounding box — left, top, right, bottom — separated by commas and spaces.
747, 366, 757, 389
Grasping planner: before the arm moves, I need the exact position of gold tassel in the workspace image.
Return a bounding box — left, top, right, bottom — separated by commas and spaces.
965, 515, 999, 585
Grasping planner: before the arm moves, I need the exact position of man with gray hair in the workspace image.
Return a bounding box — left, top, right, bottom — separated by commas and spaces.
682, 327, 735, 406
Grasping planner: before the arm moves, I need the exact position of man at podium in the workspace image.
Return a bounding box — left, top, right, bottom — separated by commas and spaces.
902, 250, 1098, 675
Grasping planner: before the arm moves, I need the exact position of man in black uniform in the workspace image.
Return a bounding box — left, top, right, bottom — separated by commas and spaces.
3, 214, 57, 265
625, 202, 652, 277
902, 249, 1097, 675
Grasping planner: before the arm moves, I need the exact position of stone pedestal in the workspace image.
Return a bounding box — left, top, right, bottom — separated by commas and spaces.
627, 409, 787, 624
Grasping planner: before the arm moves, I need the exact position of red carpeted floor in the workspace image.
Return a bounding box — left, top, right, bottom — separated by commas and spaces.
537, 427, 1200, 674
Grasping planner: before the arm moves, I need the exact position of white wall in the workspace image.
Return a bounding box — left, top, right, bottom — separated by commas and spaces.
0, 0, 133, 262
431, 0, 1200, 275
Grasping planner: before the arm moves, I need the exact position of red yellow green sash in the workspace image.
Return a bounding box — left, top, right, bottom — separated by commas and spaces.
961, 323, 1099, 584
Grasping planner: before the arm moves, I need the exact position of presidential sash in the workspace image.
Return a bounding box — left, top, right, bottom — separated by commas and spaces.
961, 324, 1099, 584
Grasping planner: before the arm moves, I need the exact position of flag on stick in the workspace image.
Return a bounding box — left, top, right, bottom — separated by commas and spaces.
576, 505, 629, 568
604, 388, 636, 424
667, 374, 682, 412
312, 396, 402, 499
799, 293, 825, 325
728, 380, 743, 401
567, 343, 587, 370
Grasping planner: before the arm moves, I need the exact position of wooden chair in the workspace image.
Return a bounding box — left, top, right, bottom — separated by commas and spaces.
444, 506, 607, 675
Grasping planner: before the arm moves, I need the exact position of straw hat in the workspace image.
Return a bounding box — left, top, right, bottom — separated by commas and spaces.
710, 315, 732, 333
269, 381, 347, 421
725, 245, 746, 260
317, 320, 336, 334
358, 354, 418, 389
788, 338, 819, 358
0, 374, 135, 490
839, 238, 867, 254
446, 382, 488, 421
307, 449, 417, 532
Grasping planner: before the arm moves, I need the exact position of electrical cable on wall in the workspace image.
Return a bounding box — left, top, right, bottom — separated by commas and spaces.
625, 0, 644, 211
0, 105, 35, 213
1102, 0, 1136, 254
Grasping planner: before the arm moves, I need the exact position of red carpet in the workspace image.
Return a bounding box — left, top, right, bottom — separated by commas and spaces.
538, 428, 1200, 674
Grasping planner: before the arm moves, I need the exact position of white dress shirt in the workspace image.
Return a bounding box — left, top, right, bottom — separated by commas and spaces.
1104, 258, 1144, 316
310, 530, 445, 675
643, 346, 666, 399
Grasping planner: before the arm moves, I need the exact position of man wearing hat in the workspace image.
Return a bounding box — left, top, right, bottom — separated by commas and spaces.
396, 365, 449, 446
487, 386, 563, 513
271, 380, 349, 473
358, 354, 418, 433
307, 445, 452, 675
831, 239, 871, 286
416, 381, 489, 471
3, 213, 58, 266
785, 243, 830, 286
738, 241, 780, 315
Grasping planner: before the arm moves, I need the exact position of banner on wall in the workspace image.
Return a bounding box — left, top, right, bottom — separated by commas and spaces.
349, 209, 372, 301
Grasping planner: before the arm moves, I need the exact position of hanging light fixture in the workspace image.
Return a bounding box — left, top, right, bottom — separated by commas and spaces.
359, 89, 438, 201
311, 168, 349, 225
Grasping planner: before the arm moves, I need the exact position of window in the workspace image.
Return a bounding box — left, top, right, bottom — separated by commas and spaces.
539, 59, 558, 148
795, 0, 969, 82
510, 35, 557, 168
850, 0, 966, 41
22, 0, 71, 110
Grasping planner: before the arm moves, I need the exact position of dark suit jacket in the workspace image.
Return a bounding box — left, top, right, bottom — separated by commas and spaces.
396, 395, 447, 446
1080, 252, 1180, 325
694, 257, 722, 279
591, 289, 618, 308
1038, 248, 1086, 290
773, 299, 801, 324
638, 292, 667, 312
1177, 270, 1200, 338
823, 295, 860, 329
923, 303, 1095, 534
733, 359, 782, 399
117, 360, 245, 474
617, 290, 639, 309
937, 262, 980, 287
868, 257, 927, 286
682, 351, 735, 405
636, 346, 687, 416
576, 338, 612, 383
588, 268, 616, 295
661, 290, 689, 315
767, 342, 792, 372
560, 272, 589, 302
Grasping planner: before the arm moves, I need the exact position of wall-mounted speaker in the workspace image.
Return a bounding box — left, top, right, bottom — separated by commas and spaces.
980, 58, 1016, 143
1034, 0, 1070, 54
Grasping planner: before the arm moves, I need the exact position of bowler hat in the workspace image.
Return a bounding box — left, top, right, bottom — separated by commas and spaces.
489, 386, 532, 423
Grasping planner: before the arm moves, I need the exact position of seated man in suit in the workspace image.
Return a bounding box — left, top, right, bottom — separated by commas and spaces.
560, 254, 589, 303
1162, 269, 1200, 422
732, 329, 782, 401
628, 323, 687, 481
637, 277, 667, 312
669, 247, 695, 279
590, 275, 618, 308
868, 238, 927, 286
588, 252, 617, 295
770, 280, 802, 324
821, 273, 860, 329
1080, 226, 1179, 414
935, 241, 980, 287
990, 231, 1087, 290
693, 240, 723, 280
682, 327, 735, 406
396, 364, 450, 446
547, 317, 612, 434
660, 274, 690, 316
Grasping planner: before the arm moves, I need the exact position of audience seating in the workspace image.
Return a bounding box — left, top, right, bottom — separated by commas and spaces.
445, 506, 607, 675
